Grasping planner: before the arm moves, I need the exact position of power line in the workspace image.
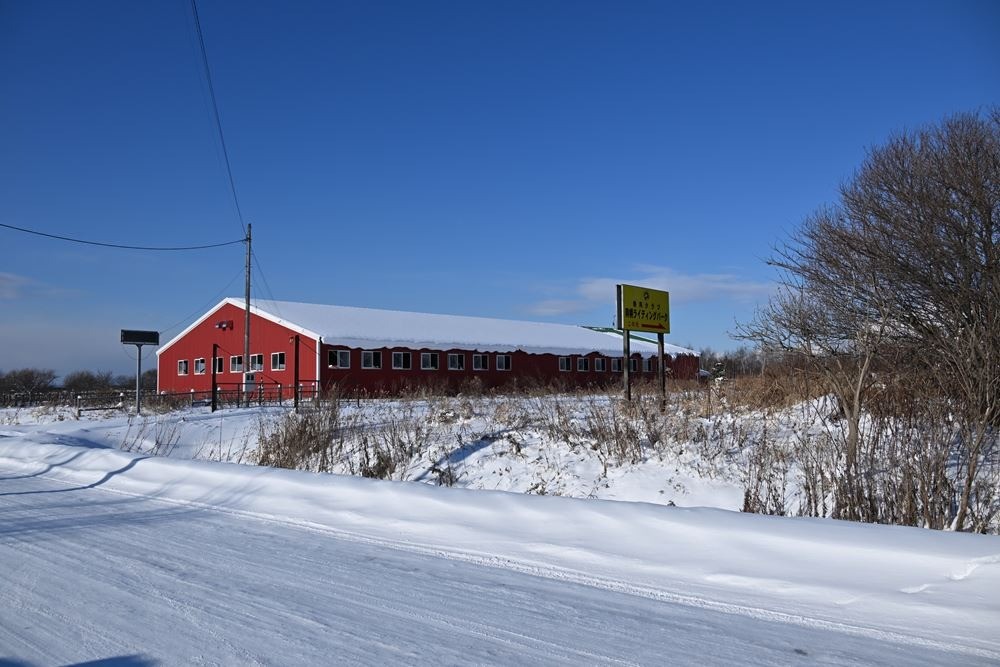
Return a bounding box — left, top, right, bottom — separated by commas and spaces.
190, 0, 247, 237
0, 222, 244, 251
159, 267, 245, 336
251, 249, 281, 317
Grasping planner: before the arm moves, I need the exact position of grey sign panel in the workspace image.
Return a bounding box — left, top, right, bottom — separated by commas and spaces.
121, 329, 160, 346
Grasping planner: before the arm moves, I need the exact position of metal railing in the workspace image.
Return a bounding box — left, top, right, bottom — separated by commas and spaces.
1, 381, 322, 413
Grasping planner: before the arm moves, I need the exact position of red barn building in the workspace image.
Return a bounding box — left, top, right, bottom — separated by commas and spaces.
156, 298, 699, 396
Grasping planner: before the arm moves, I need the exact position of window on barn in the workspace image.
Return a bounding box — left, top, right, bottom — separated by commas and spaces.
643, 358, 654, 373
577, 357, 589, 372
194, 358, 206, 375
271, 352, 285, 371
421, 352, 439, 370
177, 360, 189, 376
559, 357, 571, 371
473, 354, 488, 371
214, 357, 224, 373
250, 354, 264, 372
630, 358, 638, 373
392, 352, 411, 370
594, 358, 606, 372
362, 351, 382, 369
611, 358, 622, 372
230, 356, 243, 373
328, 350, 350, 368
448, 353, 465, 371
496, 354, 512, 371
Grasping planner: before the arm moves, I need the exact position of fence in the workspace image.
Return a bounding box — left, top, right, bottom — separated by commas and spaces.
1, 381, 322, 413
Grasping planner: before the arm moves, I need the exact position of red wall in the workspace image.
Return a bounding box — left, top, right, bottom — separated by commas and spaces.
158, 302, 699, 396
157, 303, 318, 394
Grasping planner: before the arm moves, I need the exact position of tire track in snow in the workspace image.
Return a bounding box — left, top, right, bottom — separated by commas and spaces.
17, 466, 1000, 664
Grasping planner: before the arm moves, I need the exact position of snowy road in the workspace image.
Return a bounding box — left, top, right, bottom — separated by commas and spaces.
1, 472, 994, 666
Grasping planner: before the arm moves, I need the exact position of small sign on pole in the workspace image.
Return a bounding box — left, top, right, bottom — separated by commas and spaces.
121, 329, 159, 415
121, 330, 160, 346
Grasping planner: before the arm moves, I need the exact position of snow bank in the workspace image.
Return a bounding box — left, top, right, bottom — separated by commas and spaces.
1, 436, 998, 659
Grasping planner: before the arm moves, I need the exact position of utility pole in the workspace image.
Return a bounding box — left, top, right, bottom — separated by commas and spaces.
244, 223, 251, 407
292, 334, 300, 413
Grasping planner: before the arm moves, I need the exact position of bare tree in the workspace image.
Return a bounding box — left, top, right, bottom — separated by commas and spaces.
141, 368, 157, 391
839, 110, 999, 530
0, 368, 58, 403
739, 109, 999, 530
62, 370, 116, 393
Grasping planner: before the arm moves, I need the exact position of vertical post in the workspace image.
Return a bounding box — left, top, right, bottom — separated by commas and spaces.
293, 334, 300, 412
623, 330, 631, 401
618, 284, 631, 401
211, 342, 219, 412
135, 343, 143, 415
244, 223, 252, 407
657, 332, 666, 413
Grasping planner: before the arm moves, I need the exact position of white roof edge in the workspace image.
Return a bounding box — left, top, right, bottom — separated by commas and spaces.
251, 299, 694, 357
157, 299, 229, 357
593, 330, 697, 357
158, 297, 697, 359
156, 298, 322, 356
234, 298, 323, 341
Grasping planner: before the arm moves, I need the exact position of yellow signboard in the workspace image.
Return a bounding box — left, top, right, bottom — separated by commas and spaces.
617, 284, 670, 333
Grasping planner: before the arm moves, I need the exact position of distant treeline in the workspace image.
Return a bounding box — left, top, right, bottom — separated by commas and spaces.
0, 368, 157, 394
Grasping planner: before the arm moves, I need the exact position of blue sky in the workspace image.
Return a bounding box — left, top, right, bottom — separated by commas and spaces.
1, 0, 998, 378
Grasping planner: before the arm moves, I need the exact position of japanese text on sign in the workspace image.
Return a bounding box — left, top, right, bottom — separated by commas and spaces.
617, 284, 670, 333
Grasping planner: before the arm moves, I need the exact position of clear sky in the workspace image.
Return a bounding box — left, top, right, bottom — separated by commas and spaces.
1, 0, 998, 379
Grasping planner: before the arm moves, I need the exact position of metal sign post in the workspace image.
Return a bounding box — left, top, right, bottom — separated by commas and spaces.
658, 332, 666, 413
616, 284, 670, 406
121, 329, 160, 415
617, 285, 631, 401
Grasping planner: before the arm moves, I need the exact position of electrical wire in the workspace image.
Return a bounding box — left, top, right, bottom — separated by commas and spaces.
251, 249, 281, 318
190, 0, 247, 237
120, 344, 159, 364
158, 267, 246, 336
0, 222, 244, 251
117, 268, 244, 369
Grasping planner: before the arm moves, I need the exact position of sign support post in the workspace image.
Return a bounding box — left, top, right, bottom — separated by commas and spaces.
624, 326, 632, 402
121, 329, 160, 416
616, 284, 670, 406
134, 345, 143, 415
617, 285, 631, 401
657, 332, 666, 413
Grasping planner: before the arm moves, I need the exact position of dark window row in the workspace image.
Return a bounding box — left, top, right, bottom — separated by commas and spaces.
328, 350, 513, 371
558, 356, 656, 372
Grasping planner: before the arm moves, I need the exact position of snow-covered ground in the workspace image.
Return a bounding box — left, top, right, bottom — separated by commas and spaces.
0, 398, 749, 510
1, 404, 999, 665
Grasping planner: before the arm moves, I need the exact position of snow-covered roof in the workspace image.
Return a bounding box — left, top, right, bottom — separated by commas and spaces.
161, 298, 697, 358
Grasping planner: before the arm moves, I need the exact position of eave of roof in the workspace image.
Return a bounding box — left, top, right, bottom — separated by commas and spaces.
158, 298, 699, 358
